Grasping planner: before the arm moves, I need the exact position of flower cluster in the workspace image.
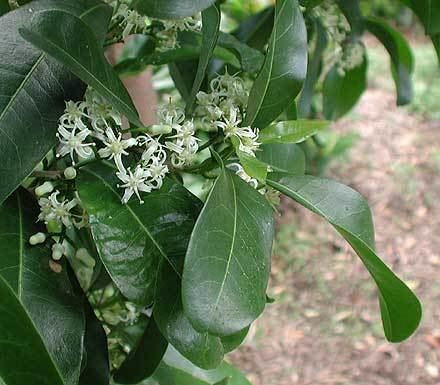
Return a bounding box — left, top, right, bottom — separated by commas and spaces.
56, 89, 169, 204
196, 72, 260, 158
159, 103, 200, 168
106, 0, 200, 50
336, 41, 364, 76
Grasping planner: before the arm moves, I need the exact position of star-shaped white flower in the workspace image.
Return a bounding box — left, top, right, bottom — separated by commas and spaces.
56, 125, 95, 164
117, 166, 152, 204
98, 128, 137, 171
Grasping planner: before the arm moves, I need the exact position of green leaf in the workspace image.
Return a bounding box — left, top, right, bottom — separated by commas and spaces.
258, 143, 306, 175
0, 275, 65, 385
114, 317, 168, 384
337, 0, 364, 36
233, 7, 274, 51
245, 0, 307, 129
79, 299, 110, 385
20, 9, 141, 126
187, 4, 221, 113
259, 120, 329, 144
236, 151, 268, 183
0, 0, 111, 205
267, 174, 422, 342
399, 0, 440, 35
154, 261, 224, 369
133, 0, 216, 19
0, 190, 85, 385
298, 17, 327, 118
221, 327, 249, 353
0, 0, 10, 16
77, 162, 202, 305
365, 17, 414, 106
169, 61, 199, 103
217, 32, 265, 73
323, 50, 367, 120
151, 346, 252, 385
182, 169, 274, 336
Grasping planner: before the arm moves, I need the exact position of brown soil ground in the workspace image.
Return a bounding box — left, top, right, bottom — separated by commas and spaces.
230, 85, 440, 384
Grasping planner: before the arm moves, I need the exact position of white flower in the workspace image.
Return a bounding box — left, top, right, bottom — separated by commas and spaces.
98, 128, 137, 171
56, 125, 95, 165
38, 191, 78, 228
214, 107, 242, 138
60, 101, 88, 131
148, 160, 168, 189
138, 135, 167, 165
157, 102, 185, 126
83, 89, 122, 133
117, 166, 152, 204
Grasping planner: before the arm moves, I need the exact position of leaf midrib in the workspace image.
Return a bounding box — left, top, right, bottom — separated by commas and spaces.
0, 3, 106, 132
82, 167, 180, 278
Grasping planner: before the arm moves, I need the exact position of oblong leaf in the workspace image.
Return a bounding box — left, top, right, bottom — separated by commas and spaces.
133, 0, 216, 19
182, 169, 274, 336
323, 51, 367, 120
259, 120, 329, 144
114, 317, 168, 384
0, 0, 111, 205
0, 275, 65, 385
20, 9, 141, 126
267, 174, 422, 342
154, 261, 224, 369
0, 190, 85, 385
187, 4, 221, 113
77, 162, 202, 305
152, 346, 252, 385
258, 143, 305, 175
365, 17, 414, 106
245, 0, 307, 129
79, 299, 110, 385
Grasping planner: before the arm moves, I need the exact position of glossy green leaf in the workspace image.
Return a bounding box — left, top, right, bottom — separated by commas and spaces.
154, 261, 224, 369
298, 17, 327, 118
0, 275, 65, 385
182, 169, 274, 336
20, 9, 141, 126
133, 0, 216, 19
365, 17, 414, 106
114, 317, 168, 384
0, 0, 111, 205
245, 0, 307, 129
169, 61, 199, 103
0, 0, 10, 16
399, 0, 440, 35
221, 327, 249, 353
237, 151, 268, 183
0, 190, 85, 385
258, 143, 305, 175
79, 299, 110, 385
267, 174, 422, 342
323, 50, 367, 120
151, 346, 252, 385
187, 4, 221, 113
259, 120, 329, 144
217, 32, 265, 73
233, 7, 274, 51
77, 162, 202, 305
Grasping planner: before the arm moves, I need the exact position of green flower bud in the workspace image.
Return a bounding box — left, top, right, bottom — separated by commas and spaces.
29, 232, 46, 245
75, 248, 96, 268
46, 220, 62, 234
77, 266, 93, 291
51, 243, 65, 261
35, 181, 54, 197
64, 167, 77, 180
148, 124, 173, 136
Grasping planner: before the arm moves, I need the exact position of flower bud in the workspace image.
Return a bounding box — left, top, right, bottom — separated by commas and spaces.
64, 167, 77, 180
75, 248, 96, 268
35, 181, 54, 197
147, 124, 173, 136
29, 232, 46, 245
51, 243, 65, 261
